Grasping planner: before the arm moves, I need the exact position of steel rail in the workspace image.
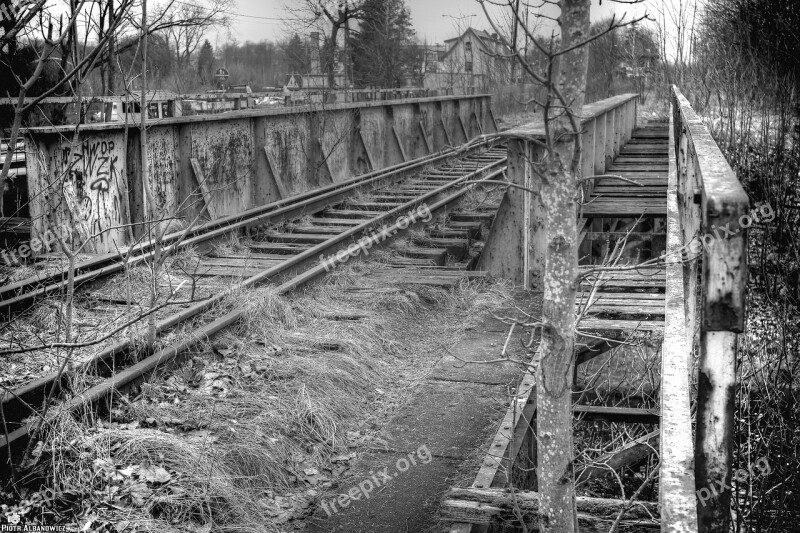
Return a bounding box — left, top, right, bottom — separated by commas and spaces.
0, 137, 497, 316
0, 154, 507, 466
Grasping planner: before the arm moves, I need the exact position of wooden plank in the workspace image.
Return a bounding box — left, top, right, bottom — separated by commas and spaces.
580, 305, 665, 316
292, 225, 346, 235
441, 488, 659, 530
580, 279, 666, 289
310, 217, 366, 226
579, 292, 665, 301
673, 87, 746, 533
247, 242, 312, 254
577, 318, 664, 332
389, 244, 447, 266
368, 272, 481, 286
573, 404, 660, 424
411, 236, 469, 258
345, 201, 402, 210
385, 256, 438, 267
585, 231, 666, 241
264, 232, 331, 243
321, 209, 384, 218
579, 266, 665, 277
471, 368, 537, 489
190, 158, 217, 219
209, 252, 291, 261
449, 212, 494, 223
447, 221, 482, 239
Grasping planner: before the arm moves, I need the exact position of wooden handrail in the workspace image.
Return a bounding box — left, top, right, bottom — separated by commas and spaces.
671, 85, 749, 533
660, 100, 700, 533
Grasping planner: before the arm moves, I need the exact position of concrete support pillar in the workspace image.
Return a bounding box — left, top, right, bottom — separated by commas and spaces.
477, 138, 545, 288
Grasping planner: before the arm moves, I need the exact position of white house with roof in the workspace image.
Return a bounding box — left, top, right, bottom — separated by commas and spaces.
422, 28, 513, 90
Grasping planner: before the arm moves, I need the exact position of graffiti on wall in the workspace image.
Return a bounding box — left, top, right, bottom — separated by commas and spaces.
57, 137, 125, 248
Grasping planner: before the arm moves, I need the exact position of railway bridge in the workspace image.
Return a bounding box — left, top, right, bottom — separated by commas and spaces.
1, 87, 749, 533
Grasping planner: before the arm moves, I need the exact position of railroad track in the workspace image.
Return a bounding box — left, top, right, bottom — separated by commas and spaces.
0, 138, 496, 318
0, 141, 507, 472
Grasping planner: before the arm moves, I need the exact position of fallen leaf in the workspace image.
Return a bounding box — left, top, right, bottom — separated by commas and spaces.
127, 483, 152, 507
139, 465, 171, 484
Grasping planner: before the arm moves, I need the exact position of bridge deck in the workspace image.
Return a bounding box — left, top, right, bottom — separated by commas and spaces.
579, 125, 669, 326
445, 120, 674, 532
583, 126, 668, 217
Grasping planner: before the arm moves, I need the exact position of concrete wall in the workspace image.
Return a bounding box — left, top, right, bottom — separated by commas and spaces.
24, 94, 493, 253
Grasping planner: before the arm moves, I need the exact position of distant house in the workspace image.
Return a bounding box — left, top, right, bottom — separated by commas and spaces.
422, 28, 513, 90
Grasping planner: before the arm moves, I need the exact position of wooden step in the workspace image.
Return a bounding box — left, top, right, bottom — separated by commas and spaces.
386, 256, 439, 267
427, 228, 470, 240
247, 242, 311, 254
577, 317, 664, 332
449, 212, 494, 224
411, 236, 469, 259
344, 202, 402, 210
389, 244, 447, 266
367, 269, 488, 287
264, 232, 331, 244
582, 197, 667, 217
322, 209, 384, 218
291, 225, 345, 235
311, 217, 367, 226
446, 221, 483, 239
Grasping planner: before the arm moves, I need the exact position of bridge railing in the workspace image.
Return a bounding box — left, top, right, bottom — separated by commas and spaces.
478, 93, 639, 288
22, 93, 494, 254
666, 86, 749, 532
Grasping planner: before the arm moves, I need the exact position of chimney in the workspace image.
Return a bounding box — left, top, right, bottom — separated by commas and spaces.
309, 32, 321, 75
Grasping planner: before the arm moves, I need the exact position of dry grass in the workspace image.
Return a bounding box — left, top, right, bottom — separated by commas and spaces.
30, 260, 511, 531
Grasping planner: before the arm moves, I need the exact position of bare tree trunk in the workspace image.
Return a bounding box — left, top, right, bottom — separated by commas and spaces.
535, 0, 591, 531
108, 0, 116, 94
326, 23, 340, 89
140, 0, 159, 350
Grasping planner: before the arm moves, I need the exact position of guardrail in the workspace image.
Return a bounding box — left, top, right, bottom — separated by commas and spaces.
668, 85, 749, 533
22, 93, 495, 254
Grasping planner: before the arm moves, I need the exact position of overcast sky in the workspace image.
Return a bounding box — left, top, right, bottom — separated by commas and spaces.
212, 0, 653, 48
